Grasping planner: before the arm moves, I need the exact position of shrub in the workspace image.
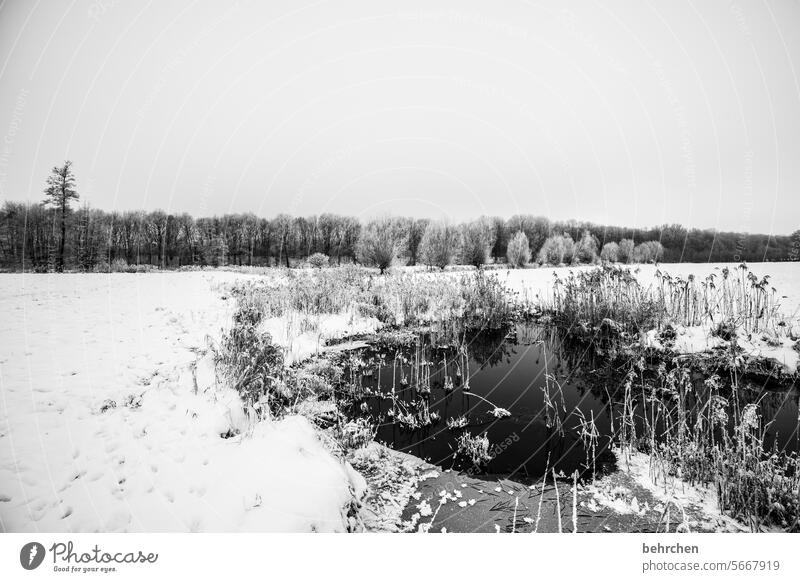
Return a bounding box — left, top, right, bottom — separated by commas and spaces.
460, 218, 493, 268
600, 242, 619, 262
110, 258, 129, 272
103, 258, 156, 273
210, 296, 289, 416
419, 221, 459, 270
307, 253, 329, 269
618, 239, 635, 263
356, 217, 406, 274
506, 231, 530, 268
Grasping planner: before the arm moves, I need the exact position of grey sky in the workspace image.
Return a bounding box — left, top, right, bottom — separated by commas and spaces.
1, 0, 799, 234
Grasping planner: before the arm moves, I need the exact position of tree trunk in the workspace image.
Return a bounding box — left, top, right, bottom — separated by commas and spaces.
59, 201, 66, 271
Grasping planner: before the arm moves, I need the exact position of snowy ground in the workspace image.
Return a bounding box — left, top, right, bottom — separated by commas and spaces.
0, 272, 365, 532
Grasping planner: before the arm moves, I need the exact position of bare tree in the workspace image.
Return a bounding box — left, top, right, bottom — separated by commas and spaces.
419, 220, 458, 269
356, 217, 406, 274
272, 214, 293, 267
460, 218, 493, 268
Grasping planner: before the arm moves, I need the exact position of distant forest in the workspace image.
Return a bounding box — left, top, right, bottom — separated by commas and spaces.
0, 162, 797, 272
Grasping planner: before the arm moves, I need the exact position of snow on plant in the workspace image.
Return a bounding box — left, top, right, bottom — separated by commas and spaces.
490, 407, 511, 418
211, 303, 285, 415
446, 415, 468, 429
336, 417, 376, 450
306, 252, 329, 269
455, 433, 493, 465
615, 358, 800, 531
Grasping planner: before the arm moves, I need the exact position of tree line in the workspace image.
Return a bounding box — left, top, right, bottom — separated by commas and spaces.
0, 161, 796, 272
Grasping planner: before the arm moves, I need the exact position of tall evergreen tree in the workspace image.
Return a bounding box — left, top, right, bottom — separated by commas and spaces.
42, 161, 79, 271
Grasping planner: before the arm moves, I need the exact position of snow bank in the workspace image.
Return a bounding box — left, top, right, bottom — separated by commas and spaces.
642, 324, 799, 374
612, 447, 747, 532
259, 309, 382, 364
0, 272, 364, 532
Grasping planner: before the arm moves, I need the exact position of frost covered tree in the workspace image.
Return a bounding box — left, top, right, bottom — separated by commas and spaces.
419, 221, 459, 269
537, 234, 565, 265
506, 214, 550, 258
790, 229, 800, 261
574, 230, 598, 264
634, 240, 664, 263
42, 161, 79, 271
200, 234, 228, 267
460, 218, 493, 268
617, 238, 635, 264
561, 234, 575, 264
538, 232, 577, 265
600, 241, 619, 262
403, 218, 429, 266
506, 231, 530, 268
356, 217, 406, 274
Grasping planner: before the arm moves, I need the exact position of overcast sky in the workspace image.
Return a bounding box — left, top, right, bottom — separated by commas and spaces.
1, 0, 799, 234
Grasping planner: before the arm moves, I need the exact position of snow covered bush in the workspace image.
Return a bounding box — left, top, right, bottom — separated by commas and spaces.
213, 302, 286, 416
455, 433, 493, 465
307, 252, 329, 269
110, 257, 129, 272
506, 231, 530, 268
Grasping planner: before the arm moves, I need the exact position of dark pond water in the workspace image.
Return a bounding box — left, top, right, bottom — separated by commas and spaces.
342, 324, 800, 484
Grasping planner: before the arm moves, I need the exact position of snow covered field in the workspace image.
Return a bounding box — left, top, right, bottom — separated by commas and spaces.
0, 272, 365, 532
1, 262, 797, 532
